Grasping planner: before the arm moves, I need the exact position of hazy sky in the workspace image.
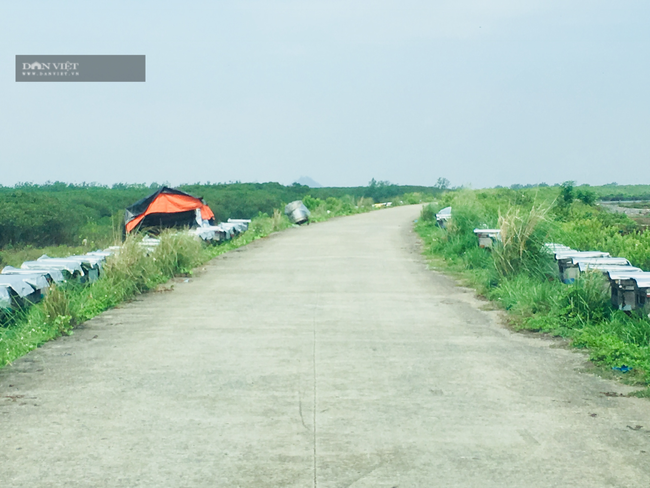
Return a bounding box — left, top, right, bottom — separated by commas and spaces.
2, 1, 649, 188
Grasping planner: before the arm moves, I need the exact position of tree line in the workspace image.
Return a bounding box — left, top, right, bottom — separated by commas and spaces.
0, 180, 443, 249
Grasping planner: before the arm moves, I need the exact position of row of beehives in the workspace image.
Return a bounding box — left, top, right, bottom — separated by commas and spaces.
470, 225, 650, 313
0, 248, 116, 312
189, 218, 251, 241
0, 219, 251, 313
434, 206, 650, 313
543, 243, 650, 313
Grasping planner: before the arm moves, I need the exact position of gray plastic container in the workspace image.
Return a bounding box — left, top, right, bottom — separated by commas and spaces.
285, 201, 311, 225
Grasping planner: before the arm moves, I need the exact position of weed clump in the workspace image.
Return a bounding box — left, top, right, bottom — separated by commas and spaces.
419, 204, 438, 223
492, 204, 554, 279
153, 230, 204, 277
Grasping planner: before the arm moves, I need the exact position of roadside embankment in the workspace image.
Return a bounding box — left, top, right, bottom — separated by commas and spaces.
0, 194, 410, 367
416, 188, 650, 396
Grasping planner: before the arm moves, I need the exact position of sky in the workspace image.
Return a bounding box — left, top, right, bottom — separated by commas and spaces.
1, 1, 649, 188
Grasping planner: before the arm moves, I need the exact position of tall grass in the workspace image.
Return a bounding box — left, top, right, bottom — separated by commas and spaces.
272, 209, 284, 232
419, 203, 439, 223
153, 230, 205, 277
416, 190, 650, 385
303, 194, 374, 222
492, 204, 555, 278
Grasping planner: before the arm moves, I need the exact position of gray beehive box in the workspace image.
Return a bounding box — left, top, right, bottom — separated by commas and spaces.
473, 229, 501, 249
285, 201, 311, 225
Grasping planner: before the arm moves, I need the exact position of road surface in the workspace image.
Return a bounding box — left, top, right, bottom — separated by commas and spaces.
2, 205, 650, 487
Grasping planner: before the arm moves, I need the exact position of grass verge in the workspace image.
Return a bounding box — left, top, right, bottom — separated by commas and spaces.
0, 202, 377, 367
415, 196, 650, 390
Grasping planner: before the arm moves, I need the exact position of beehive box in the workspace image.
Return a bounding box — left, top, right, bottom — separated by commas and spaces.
473, 229, 501, 249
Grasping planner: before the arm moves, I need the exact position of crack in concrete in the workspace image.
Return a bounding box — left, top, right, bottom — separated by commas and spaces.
298, 389, 308, 430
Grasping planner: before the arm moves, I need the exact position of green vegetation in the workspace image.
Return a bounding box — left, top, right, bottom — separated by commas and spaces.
0, 181, 439, 260
618, 202, 650, 209
0, 230, 204, 366
416, 186, 650, 390
0, 216, 279, 366
494, 181, 650, 203
588, 184, 650, 202
0, 190, 404, 367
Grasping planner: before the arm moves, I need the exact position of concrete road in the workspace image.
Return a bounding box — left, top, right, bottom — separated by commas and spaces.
2, 205, 650, 487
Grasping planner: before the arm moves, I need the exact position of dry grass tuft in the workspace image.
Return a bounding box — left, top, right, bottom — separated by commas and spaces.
493, 203, 552, 277
272, 209, 284, 232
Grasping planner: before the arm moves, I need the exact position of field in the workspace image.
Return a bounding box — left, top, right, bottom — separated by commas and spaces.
506, 183, 650, 202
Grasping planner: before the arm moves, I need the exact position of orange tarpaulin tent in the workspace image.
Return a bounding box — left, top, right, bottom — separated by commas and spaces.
124, 187, 215, 233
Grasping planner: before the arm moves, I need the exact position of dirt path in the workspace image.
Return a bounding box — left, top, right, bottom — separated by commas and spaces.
1, 205, 650, 487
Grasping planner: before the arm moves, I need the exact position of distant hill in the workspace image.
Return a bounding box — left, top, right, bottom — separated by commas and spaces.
294, 176, 322, 188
